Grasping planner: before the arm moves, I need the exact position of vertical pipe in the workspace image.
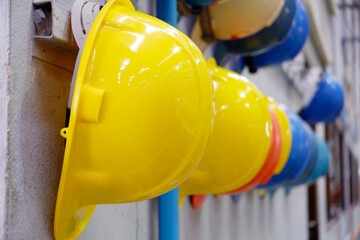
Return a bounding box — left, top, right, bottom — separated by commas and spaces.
158, 188, 180, 240
156, 1, 179, 240
156, 0, 177, 27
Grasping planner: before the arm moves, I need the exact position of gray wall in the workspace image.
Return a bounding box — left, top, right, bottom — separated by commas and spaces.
0, 0, 10, 239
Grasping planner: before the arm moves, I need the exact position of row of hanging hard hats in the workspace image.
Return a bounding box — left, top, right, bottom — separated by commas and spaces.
187, 63, 330, 210
184, 0, 308, 70
259, 109, 329, 190
208, 0, 344, 125
207, 0, 344, 125
54, 0, 329, 239
179, 59, 284, 205
190, 111, 330, 209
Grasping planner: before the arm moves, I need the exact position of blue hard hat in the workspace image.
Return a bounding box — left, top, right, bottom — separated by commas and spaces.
259, 108, 312, 189
291, 125, 318, 185
307, 137, 329, 182
300, 71, 345, 124
185, 0, 216, 5
218, 0, 296, 56
290, 135, 329, 186
251, 0, 309, 68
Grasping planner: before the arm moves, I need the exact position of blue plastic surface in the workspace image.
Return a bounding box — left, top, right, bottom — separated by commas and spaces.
251, 0, 309, 68
290, 127, 318, 185
259, 109, 312, 189
300, 71, 345, 124
307, 137, 329, 182
218, 0, 296, 56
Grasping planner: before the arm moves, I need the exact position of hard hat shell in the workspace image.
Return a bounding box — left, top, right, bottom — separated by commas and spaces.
256, 106, 282, 184
179, 59, 272, 202
259, 108, 312, 189
305, 136, 329, 183
251, 0, 309, 68
190, 195, 208, 210
54, 1, 214, 239
208, 0, 285, 40
218, 0, 296, 55
225, 106, 282, 194
266, 97, 292, 174
300, 71, 345, 124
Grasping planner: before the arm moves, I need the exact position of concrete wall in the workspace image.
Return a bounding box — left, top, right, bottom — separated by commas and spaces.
7, 1, 70, 238
0, 0, 10, 239
1, 0, 358, 240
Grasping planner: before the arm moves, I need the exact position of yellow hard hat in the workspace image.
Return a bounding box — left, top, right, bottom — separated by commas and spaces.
179, 58, 271, 203
54, 0, 214, 239
208, 0, 285, 39
266, 97, 292, 174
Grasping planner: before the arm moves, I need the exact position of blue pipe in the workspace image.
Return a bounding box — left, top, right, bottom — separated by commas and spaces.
157, 0, 177, 27
157, 1, 179, 240
158, 188, 180, 240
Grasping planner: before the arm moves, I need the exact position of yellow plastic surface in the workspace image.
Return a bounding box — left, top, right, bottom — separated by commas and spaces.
54, 0, 214, 239
209, 0, 285, 39
179, 59, 271, 203
266, 97, 292, 174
